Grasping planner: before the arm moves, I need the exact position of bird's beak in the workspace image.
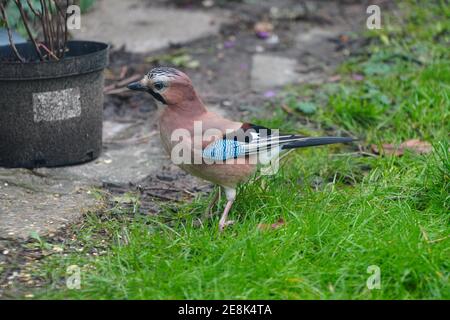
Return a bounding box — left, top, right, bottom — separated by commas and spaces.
127, 81, 146, 91
127, 78, 168, 105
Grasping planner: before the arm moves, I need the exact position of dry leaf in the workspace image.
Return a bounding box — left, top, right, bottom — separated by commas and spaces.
371, 143, 403, 156
257, 218, 285, 231
281, 104, 294, 114
371, 139, 432, 156
401, 139, 432, 154
328, 75, 341, 82
339, 34, 350, 43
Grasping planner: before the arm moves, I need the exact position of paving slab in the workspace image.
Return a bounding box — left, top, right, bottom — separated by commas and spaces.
0, 169, 97, 240
36, 121, 167, 185
72, 0, 229, 53
0, 120, 162, 240
251, 54, 300, 91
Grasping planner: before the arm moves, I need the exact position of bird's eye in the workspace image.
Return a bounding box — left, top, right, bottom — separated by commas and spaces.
154, 81, 164, 91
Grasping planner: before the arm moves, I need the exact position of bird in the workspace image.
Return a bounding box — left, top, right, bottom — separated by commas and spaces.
128, 67, 355, 231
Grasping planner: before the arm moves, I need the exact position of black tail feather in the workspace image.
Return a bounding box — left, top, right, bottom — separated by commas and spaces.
281, 137, 356, 150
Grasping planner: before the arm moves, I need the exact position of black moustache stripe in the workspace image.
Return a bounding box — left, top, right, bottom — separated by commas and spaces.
148, 89, 167, 105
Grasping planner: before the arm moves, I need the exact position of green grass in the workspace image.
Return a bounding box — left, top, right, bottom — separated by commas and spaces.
33, 1, 449, 299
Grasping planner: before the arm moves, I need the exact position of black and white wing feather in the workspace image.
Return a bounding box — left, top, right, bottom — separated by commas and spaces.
202, 123, 355, 161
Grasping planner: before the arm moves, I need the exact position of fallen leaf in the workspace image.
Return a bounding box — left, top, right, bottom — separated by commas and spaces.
263, 90, 277, 98
371, 139, 432, 156
257, 218, 286, 231
144, 50, 199, 69
401, 139, 433, 154
295, 102, 317, 115
224, 40, 235, 49
371, 143, 402, 156
339, 34, 350, 43
328, 75, 341, 82
113, 193, 139, 205
281, 104, 294, 114
52, 245, 64, 253
352, 73, 364, 81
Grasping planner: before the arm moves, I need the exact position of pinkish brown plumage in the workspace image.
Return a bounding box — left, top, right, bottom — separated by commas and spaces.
128, 67, 355, 231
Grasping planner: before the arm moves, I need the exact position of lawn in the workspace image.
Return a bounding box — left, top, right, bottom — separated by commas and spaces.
34, 1, 449, 299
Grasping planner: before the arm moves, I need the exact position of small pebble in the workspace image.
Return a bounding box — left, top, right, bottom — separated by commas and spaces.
255, 45, 265, 53
202, 0, 214, 7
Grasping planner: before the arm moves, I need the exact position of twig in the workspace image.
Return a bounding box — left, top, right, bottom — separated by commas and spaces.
104, 87, 130, 95
38, 43, 59, 61
143, 191, 181, 202
47, 0, 57, 53
42, 0, 54, 53
51, 0, 67, 58
63, 0, 69, 58
39, 0, 49, 46
116, 74, 142, 87
104, 74, 142, 94
14, 0, 44, 61
0, 2, 25, 62
36, 0, 50, 46
26, 0, 42, 17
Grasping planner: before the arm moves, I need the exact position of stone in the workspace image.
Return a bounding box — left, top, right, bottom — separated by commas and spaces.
72, 0, 228, 53
251, 54, 299, 91
296, 27, 339, 46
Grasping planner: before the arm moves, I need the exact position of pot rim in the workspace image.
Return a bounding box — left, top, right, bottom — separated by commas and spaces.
0, 40, 109, 80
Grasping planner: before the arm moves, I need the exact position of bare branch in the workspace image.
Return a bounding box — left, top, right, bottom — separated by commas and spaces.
38, 42, 59, 60
4, 0, 72, 62
14, 0, 44, 61
26, 0, 42, 17
0, 1, 26, 62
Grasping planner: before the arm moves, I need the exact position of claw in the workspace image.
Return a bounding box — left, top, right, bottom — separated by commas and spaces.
219, 220, 235, 232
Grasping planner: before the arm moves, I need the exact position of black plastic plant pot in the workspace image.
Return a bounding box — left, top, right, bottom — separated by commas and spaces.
0, 41, 109, 168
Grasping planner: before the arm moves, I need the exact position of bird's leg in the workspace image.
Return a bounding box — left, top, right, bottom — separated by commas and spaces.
219, 200, 234, 232
203, 186, 221, 220
219, 188, 236, 232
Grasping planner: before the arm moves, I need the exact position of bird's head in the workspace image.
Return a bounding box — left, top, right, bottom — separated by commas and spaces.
127, 67, 197, 106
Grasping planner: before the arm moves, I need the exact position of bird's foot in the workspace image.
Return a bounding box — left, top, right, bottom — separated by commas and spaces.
219, 220, 235, 232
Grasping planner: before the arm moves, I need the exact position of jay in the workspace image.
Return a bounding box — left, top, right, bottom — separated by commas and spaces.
128, 67, 354, 231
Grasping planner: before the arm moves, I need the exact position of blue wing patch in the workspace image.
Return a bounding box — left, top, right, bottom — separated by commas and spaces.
203, 139, 246, 161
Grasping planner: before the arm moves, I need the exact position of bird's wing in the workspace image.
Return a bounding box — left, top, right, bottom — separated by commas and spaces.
202, 123, 355, 161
